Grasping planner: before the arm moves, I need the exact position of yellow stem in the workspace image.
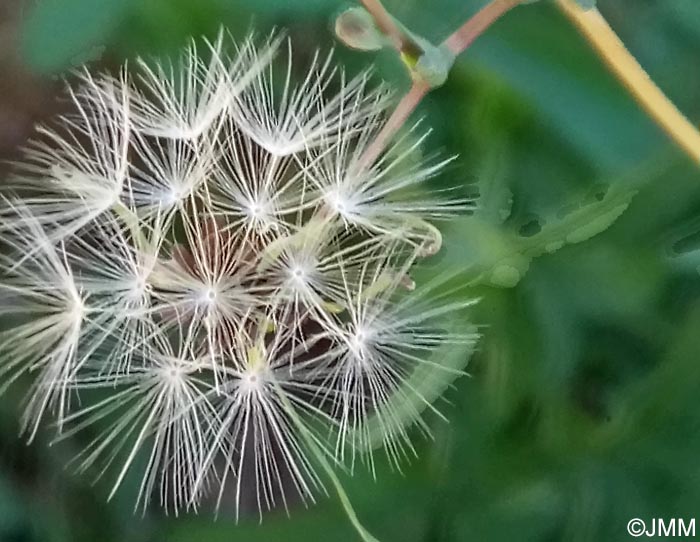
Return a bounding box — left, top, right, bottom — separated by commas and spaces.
556, 0, 700, 165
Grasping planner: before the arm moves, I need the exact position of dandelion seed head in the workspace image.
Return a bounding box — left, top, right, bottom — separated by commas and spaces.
238, 357, 268, 395
325, 186, 358, 221
0, 27, 476, 518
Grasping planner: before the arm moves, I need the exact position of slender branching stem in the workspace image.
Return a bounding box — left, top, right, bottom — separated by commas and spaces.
361, 81, 430, 168
360, 0, 521, 167
557, 0, 700, 165
359, 0, 419, 57
443, 0, 521, 56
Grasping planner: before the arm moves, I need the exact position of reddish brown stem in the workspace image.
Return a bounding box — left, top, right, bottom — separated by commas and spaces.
360, 0, 520, 167
361, 81, 430, 169
360, 0, 414, 55
444, 0, 521, 56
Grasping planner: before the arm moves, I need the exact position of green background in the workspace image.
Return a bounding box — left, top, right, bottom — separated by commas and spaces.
2, 0, 700, 540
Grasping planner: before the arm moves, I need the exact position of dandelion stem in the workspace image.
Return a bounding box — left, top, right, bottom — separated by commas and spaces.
556, 0, 700, 165
273, 381, 380, 542
316, 458, 381, 542
360, 0, 521, 167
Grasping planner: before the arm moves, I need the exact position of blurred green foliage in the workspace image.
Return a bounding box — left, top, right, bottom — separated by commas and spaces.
4, 0, 700, 541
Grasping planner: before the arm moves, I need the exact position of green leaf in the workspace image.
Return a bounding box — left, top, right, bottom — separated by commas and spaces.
473, 144, 514, 226
445, 181, 638, 288
353, 323, 478, 451
533, 184, 634, 247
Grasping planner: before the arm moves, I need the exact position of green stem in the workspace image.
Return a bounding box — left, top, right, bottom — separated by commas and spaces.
272, 381, 380, 542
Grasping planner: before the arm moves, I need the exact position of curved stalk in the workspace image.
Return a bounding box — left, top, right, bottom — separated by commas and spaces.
272, 380, 380, 542
557, 0, 700, 165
